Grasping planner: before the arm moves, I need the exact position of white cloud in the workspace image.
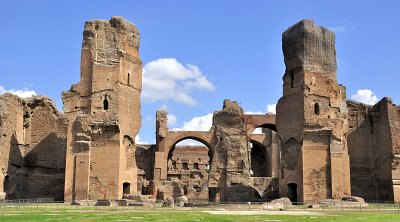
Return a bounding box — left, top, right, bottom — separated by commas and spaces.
172, 113, 213, 147
142, 58, 215, 106
176, 139, 206, 146
351, 89, 378, 105
0, 85, 36, 98
135, 135, 148, 144
245, 111, 263, 114
267, 104, 276, 114
172, 113, 213, 131
328, 26, 346, 33
167, 114, 177, 126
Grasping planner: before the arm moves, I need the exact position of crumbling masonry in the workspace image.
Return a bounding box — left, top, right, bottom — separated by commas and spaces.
0, 17, 399, 203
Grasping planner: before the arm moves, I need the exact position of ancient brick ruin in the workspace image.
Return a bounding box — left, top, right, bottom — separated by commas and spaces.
0, 17, 399, 204
61, 17, 142, 201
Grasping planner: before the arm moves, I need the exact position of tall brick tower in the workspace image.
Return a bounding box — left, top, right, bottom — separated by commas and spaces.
276, 19, 351, 202
62, 17, 142, 201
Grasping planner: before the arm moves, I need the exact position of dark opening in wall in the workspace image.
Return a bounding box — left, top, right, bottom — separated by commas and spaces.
193, 185, 201, 192
287, 183, 298, 202
209, 188, 218, 203
141, 186, 149, 195
172, 161, 177, 169
194, 163, 199, 170
123, 182, 130, 195
250, 141, 271, 177
182, 162, 189, 170
290, 71, 295, 88
314, 103, 320, 115
127, 73, 130, 85
103, 96, 109, 110
4, 175, 9, 193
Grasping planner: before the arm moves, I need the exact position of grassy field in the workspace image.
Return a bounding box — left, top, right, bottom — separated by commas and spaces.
1, 208, 400, 222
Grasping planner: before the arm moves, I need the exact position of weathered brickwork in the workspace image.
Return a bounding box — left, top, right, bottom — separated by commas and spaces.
0, 17, 399, 204
153, 102, 280, 203
62, 16, 142, 202
276, 19, 351, 202
348, 98, 400, 201
0, 94, 67, 200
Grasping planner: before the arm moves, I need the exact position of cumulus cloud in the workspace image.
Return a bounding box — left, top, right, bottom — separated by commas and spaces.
328, 26, 346, 33
142, 58, 215, 106
172, 113, 213, 131
267, 104, 276, 114
351, 89, 378, 105
135, 135, 148, 144
0, 85, 36, 98
172, 113, 213, 146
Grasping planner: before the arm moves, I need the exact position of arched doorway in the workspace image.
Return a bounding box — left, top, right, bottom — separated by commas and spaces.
249, 124, 278, 178
250, 140, 271, 177
165, 138, 213, 202
248, 123, 281, 201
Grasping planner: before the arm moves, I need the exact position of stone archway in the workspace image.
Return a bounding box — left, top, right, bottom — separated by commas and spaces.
250, 140, 272, 177
161, 137, 214, 202
244, 114, 282, 180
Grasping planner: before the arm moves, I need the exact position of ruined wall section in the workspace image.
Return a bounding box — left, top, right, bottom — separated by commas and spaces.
62, 16, 142, 201
210, 99, 251, 202
0, 94, 67, 200
389, 103, 400, 201
347, 98, 400, 201
0, 94, 24, 200
154, 110, 167, 185
135, 144, 155, 196
161, 146, 210, 201
347, 100, 375, 200
277, 19, 350, 202
371, 98, 395, 201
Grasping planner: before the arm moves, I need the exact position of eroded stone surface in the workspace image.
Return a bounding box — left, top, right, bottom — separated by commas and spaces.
347, 98, 400, 201
62, 16, 142, 201
277, 19, 351, 202
0, 94, 67, 200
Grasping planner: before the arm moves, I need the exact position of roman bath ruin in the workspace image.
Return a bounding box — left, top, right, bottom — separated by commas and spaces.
0, 17, 399, 204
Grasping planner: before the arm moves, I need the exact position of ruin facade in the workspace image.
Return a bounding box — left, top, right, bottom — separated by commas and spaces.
0, 94, 67, 200
0, 17, 399, 203
276, 20, 351, 202
347, 98, 400, 201
61, 16, 142, 201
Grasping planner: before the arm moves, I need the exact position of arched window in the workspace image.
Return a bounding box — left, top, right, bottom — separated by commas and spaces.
103, 96, 109, 110
314, 103, 320, 115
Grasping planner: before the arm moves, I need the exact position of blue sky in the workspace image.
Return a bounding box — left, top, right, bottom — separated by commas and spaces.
1, 1, 399, 144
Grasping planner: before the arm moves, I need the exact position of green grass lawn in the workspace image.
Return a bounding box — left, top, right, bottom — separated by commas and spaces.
1, 208, 400, 222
